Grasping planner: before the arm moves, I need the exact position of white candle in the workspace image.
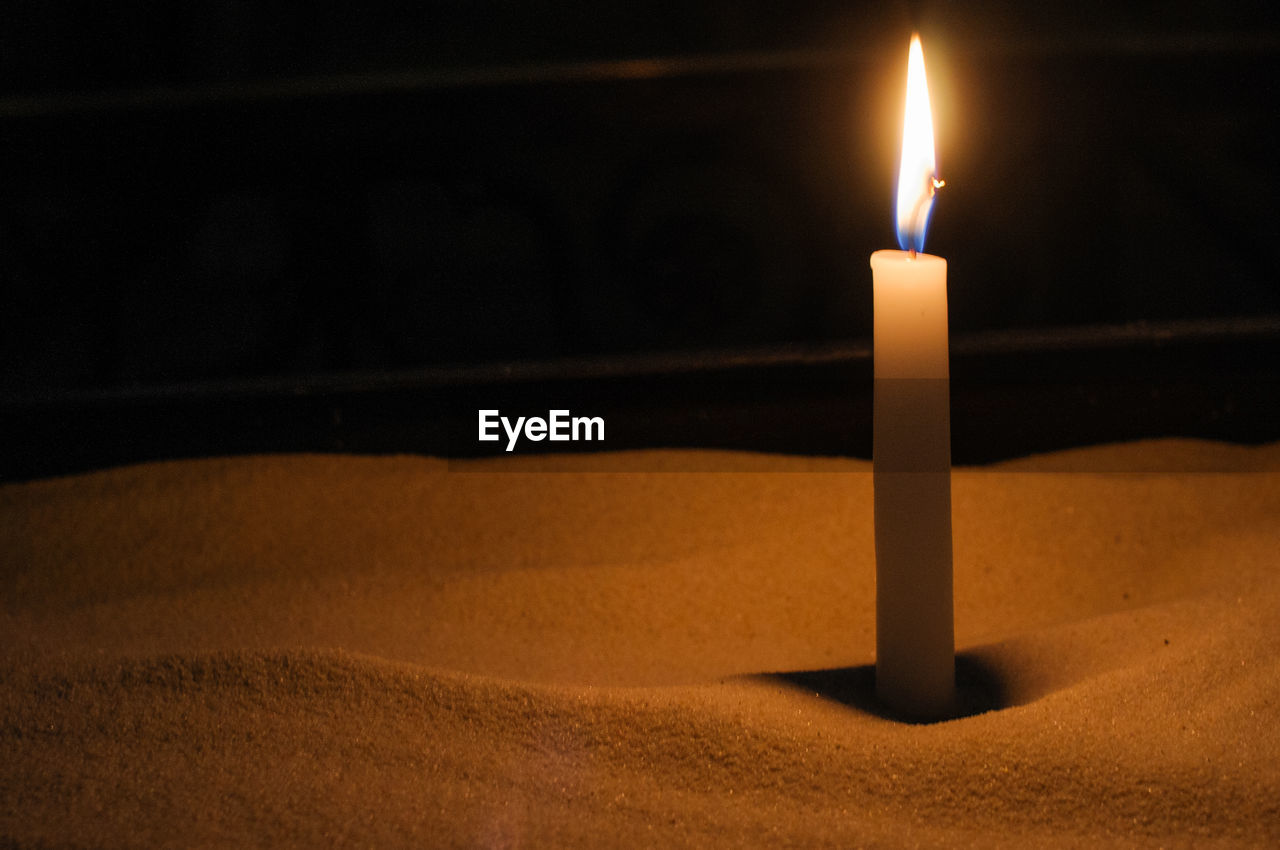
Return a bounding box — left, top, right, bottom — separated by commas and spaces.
871, 34, 954, 719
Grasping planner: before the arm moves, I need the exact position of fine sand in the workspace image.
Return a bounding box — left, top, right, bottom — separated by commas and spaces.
2, 440, 1279, 847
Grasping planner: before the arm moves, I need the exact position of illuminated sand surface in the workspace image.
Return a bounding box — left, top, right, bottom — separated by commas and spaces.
2, 441, 1278, 846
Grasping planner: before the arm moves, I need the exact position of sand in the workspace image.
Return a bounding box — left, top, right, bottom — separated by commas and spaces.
2, 439, 1278, 847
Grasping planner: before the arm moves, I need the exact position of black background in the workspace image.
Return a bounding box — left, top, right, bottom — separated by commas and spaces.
3, 1, 1279, 477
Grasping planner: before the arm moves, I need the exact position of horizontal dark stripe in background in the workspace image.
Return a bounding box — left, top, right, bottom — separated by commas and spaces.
5, 317, 1278, 480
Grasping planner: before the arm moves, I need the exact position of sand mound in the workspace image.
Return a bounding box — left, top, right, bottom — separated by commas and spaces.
2, 440, 1279, 846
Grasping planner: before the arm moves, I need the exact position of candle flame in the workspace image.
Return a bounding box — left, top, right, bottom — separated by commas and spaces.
895, 34, 939, 254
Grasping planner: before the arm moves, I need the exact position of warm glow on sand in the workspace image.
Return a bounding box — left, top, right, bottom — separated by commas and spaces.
2, 442, 1280, 845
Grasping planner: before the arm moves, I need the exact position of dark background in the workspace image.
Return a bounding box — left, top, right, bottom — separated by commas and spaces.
3, 1, 1279, 477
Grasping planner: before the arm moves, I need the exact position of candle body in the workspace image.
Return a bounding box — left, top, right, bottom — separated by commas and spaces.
870, 249, 954, 719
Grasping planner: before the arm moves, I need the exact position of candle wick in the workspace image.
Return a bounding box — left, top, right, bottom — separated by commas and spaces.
907, 175, 944, 259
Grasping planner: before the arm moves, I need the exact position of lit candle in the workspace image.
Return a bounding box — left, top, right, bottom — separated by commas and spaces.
870, 34, 954, 719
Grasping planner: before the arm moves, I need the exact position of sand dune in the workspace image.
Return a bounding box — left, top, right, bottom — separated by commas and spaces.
2, 440, 1278, 846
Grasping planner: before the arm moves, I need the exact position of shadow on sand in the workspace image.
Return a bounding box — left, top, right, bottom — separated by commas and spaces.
762, 653, 1009, 725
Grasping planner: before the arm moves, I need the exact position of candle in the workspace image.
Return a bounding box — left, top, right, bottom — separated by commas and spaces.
871, 34, 954, 719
